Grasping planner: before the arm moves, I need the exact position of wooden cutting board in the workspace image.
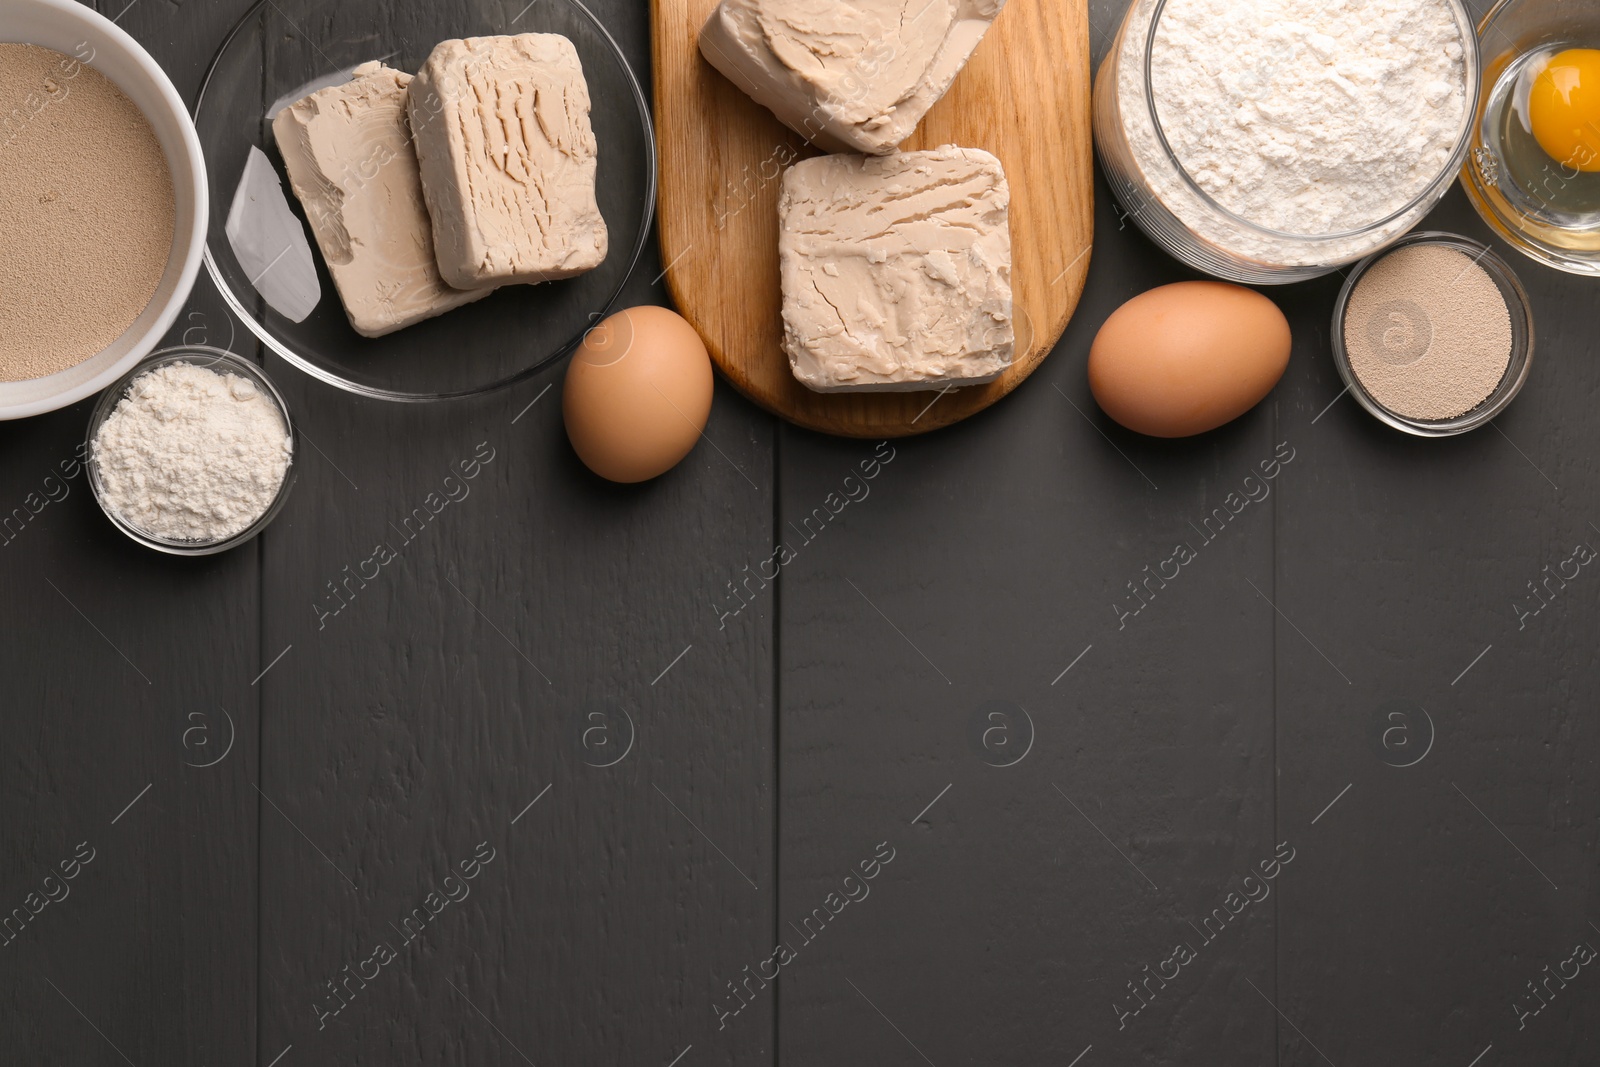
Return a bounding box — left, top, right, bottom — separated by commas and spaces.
650, 0, 1094, 438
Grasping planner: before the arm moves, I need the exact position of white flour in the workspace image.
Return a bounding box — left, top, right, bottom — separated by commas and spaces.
1149, 0, 1468, 235
93, 362, 292, 542
1108, 0, 1470, 268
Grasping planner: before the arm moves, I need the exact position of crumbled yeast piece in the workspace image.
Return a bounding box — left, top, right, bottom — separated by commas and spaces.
699, 0, 1007, 155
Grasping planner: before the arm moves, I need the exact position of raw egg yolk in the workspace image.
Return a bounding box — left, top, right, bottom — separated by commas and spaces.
1529, 48, 1600, 173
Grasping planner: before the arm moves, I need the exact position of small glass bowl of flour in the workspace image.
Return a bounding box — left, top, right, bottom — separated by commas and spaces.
87, 348, 296, 554
1093, 0, 1481, 283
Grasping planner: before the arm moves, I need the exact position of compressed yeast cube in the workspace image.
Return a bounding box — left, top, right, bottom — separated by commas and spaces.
407, 34, 608, 290
698, 0, 1006, 155
271, 62, 490, 337
778, 145, 1014, 393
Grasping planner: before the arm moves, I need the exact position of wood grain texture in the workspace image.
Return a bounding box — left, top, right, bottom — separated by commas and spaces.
255, 364, 778, 1067
651, 0, 1094, 438
0, 3, 262, 1065
253, 9, 776, 1067
8, 1, 1600, 1066
1271, 189, 1600, 1067
775, 177, 1278, 1064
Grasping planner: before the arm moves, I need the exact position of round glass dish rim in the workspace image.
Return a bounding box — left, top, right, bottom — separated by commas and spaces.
1328, 230, 1535, 437
190, 0, 658, 404
86, 346, 299, 555
1137, 0, 1483, 243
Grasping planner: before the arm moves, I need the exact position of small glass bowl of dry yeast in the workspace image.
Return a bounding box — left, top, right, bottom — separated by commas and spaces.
1331, 232, 1534, 437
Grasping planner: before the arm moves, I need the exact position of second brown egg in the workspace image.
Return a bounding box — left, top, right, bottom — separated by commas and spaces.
1088, 282, 1291, 438
562, 305, 714, 483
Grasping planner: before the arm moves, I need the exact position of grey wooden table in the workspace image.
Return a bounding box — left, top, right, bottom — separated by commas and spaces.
3, 0, 1596, 1064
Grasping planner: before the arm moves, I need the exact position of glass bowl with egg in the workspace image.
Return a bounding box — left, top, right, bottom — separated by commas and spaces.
1093, 0, 1482, 284
1461, 0, 1600, 276
1330, 233, 1535, 437
86, 347, 298, 555
193, 0, 656, 402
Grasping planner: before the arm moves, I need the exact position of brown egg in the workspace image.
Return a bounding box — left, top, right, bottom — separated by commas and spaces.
1088, 282, 1291, 438
562, 305, 714, 482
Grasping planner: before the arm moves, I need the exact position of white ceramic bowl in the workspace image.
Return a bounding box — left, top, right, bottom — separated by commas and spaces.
0, 0, 207, 420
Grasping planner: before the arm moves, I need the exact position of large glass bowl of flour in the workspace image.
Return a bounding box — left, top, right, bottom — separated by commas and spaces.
1093, 0, 1481, 284
193, 0, 655, 401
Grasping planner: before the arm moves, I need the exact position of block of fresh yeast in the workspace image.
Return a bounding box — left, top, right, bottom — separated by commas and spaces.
778, 145, 1013, 393
271, 62, 489, 337
698, 0, 1007, 155
407, 34, 608, 290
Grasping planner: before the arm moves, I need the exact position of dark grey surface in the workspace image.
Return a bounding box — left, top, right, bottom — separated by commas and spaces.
2, 0, 1595, 1064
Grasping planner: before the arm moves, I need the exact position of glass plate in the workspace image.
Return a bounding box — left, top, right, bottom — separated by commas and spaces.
193, 0, 655, 401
